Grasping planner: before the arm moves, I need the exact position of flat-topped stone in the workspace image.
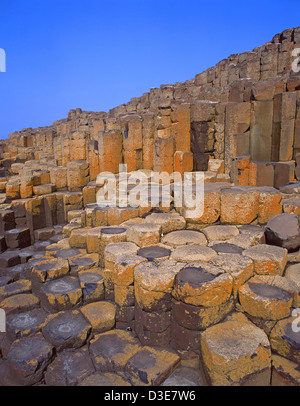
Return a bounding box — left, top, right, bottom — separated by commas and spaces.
113, 254, 147, 286
55, 248, 83, 259
69, 253, 99, 275
134, 260, 184, 312
203, 225, 240, 242
210, 253, 254, 298
89, 329, 141, 372
265, 213, 300, 252
242, 244, 288, 276
40, 275, 82, 312
28, 258, 69, 283
78, 268, 105, 303
137, 245, 171, 261
220, 187, 259, 225
99, 226, 128, 267
200, 319, 271, 386
125, 346, 180, 386
172, 262, 233, 307
170, 245, 217, 263
7, 333, 54, 385
162, 229, 207, 247
270, 315, 300, 364
101, 227, 127, 235
0, 293, 40, 315
238, 275, 294, 320
80, 301, 116, 333
210, 242, 244, 254
44, 347, 95, 386
226, 226, 265, 249
104, 242, 139, 270
0, 279, 32, 302
6, 308, 48, 341
144, 212, 186, 234
126, 223, 161, 247
42, 310, 91, 351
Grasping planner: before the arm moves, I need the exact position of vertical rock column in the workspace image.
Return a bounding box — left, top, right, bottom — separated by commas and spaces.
171, 263, 233, 362
134, 259, 184, 347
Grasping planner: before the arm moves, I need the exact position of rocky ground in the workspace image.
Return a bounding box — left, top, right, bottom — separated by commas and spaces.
0, 180, 300, 386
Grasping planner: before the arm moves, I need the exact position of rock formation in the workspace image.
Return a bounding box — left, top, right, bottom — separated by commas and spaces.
0, 26, 300, 386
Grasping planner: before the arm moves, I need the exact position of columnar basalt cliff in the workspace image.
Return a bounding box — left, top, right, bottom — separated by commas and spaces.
0, 27, 300, 387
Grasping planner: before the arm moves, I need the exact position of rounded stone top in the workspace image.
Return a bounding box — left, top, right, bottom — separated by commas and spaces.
170, 244, 217, 263
137, 245, 171, 261
134, 260, 185, 292
175, 263, 223, 288
173, 262, 233, 307
162, 229, 207, 247
285, 263, 300, 287
210, 243, 244, 254
101, 227, 127, 235
238, 275, 294, 320
45, 276, 80, 294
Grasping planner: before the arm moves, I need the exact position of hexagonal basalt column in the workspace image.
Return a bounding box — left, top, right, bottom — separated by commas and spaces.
126, 223, 161, 248
40, 275, 82, 312
172, 298, 234, 332
42, 310, 91, 351
162, 229, 207, 247
270, 315, 300, 364
137, 245, 171, 262
89, 329, 141, 372
78, 268, 105, 303
69, 253, 99, 275
44, 347, 95, 386
242, 244, 288, 276
7, 333, 54, 385
134, 259, 184, 346
202, 225, 240, 242
134, 305, 172, 347
170, 245, 217, 263
6, 308, 48, 341
0, 293, 40, 316
201, 319, 271, 386
238, 275, 294, 320
113, 254, 147, 287
134, 260, 184, 312
210, 242, 244, 254
144, 212, 186, 234
80, 301, 116, 333
104, 242, 139, 270
265, 213, 300, 252
0, 279, 32, 302
220, 187, 259, 225
125, 346, 180, 386
210, 253, 254, 299
28, 258, 69, 285
99, 226, 127, 267
172, 263, 233, 307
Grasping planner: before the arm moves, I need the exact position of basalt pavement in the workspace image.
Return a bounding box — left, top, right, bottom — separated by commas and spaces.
0, 180, 300, 387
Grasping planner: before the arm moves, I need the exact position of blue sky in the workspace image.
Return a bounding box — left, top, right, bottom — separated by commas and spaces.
0, 0, 299, 140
